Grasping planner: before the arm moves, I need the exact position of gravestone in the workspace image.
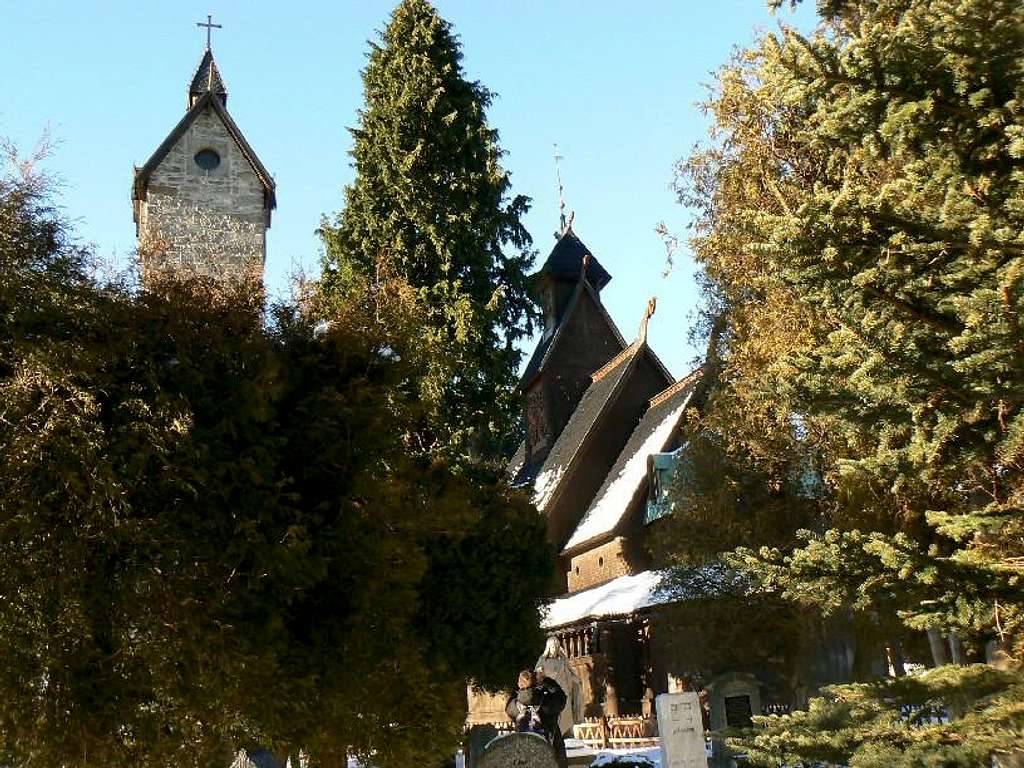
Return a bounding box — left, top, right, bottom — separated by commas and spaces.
706, 673, 761, 732
231, 749, 285, 768
724, 694, 753, 728
478, 732, 558, 768
465, 724, 499, 768
655, 692, 709, 768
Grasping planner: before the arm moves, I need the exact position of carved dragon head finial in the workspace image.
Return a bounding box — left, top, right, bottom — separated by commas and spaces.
639, 296, 657, 342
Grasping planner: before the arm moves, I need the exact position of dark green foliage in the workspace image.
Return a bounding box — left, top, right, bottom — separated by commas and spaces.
669, 0, 1024, 761
593, 758, 656, 768
0, 155, 93, 375
656, 590, 812, 689
736, 666, 1024, 768
320, 0, 536, 459
416, 464, 553, 691
0, 160, 552, 768
654, 426, 820, 564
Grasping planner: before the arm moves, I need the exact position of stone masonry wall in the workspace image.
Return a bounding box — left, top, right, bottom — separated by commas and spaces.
138, 106, 266, 279
567, 537, 631, 592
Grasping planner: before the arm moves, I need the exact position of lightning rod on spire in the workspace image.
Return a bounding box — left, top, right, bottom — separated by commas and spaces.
554, 143, 567, 235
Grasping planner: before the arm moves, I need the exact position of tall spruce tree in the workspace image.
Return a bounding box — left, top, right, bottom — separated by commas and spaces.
320, 0, 536, 458
670, 0, 1024, 762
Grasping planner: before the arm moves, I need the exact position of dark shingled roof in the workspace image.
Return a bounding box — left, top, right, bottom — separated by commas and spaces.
519, 278, 626, 388
562, 369, 702, 554
507, 439, 527, 481
519, 325, 558, 389
538, 228, 612, 290
189, 48, 228, 104
132, 90, 276, 216
528, 343, 640, 510
519, 230, 620, 388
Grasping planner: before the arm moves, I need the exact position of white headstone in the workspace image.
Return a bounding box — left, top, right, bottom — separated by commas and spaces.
656, 692, 709, 768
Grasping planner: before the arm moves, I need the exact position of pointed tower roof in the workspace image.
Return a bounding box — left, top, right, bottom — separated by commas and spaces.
539, 228, 612, 291
189, 49, 228, 108
518, 270, 626, 388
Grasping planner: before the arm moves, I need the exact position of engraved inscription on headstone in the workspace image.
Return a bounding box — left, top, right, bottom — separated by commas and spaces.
656, 692, 709, 768
724, 694, 753, 728
477, 732, 558, 768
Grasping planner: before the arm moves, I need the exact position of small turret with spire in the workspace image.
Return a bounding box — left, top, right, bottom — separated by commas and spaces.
534, 220, 612, 333
188, 49, 228, 109
189, 15, 227, 108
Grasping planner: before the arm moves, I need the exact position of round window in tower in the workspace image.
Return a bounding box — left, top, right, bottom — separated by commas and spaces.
194, 149, 221, 171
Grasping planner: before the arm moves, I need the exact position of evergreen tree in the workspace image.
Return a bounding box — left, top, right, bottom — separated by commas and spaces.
670, 0, 1024, 762
651, 402, 831, 689
0, 153, 552, 768
740, 665, 1024, 768
320, 0, 536, 458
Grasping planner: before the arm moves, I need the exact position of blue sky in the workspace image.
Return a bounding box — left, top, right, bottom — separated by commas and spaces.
2, 1, 816, 377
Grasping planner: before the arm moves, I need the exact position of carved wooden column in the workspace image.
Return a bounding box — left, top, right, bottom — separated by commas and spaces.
601, 626, 619, 717
640, 619, 655, 717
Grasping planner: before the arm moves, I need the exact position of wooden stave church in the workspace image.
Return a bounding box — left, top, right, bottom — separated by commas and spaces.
467, 225, 703, 731
467, 228, 864, 744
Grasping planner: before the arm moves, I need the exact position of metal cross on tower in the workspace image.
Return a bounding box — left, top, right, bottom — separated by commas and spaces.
197, 14, 222, 49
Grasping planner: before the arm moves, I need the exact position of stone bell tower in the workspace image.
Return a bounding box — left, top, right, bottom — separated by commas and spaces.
132, 17, 276, 282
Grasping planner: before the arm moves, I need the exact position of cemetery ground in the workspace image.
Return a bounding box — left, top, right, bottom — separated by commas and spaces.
460, 691, 710, 768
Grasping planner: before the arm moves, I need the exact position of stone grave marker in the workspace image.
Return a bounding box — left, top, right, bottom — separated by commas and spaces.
656, 692, 709, 768
465, 724, 499, 768
478, 732, 558, 768
231, 749, 285, 768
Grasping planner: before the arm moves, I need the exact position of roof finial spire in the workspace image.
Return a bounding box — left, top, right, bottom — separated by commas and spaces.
197, 13, 222, 50
554, 142, 567, 234
639, 296, 657, 343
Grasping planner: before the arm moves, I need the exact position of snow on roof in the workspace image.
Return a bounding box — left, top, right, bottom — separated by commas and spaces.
533, 464, 566, 511
542, 565, 741, 630
529, 350, 637, 512
507, 440, 527, 481
562, 390, 693, 551
541, 570, 680, 629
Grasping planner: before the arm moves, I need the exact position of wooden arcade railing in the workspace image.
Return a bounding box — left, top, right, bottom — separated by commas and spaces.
572, 716, 659, 749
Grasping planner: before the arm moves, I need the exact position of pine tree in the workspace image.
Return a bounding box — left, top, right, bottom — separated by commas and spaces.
671, 0, 1024, 761
320, 0, 536, 458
